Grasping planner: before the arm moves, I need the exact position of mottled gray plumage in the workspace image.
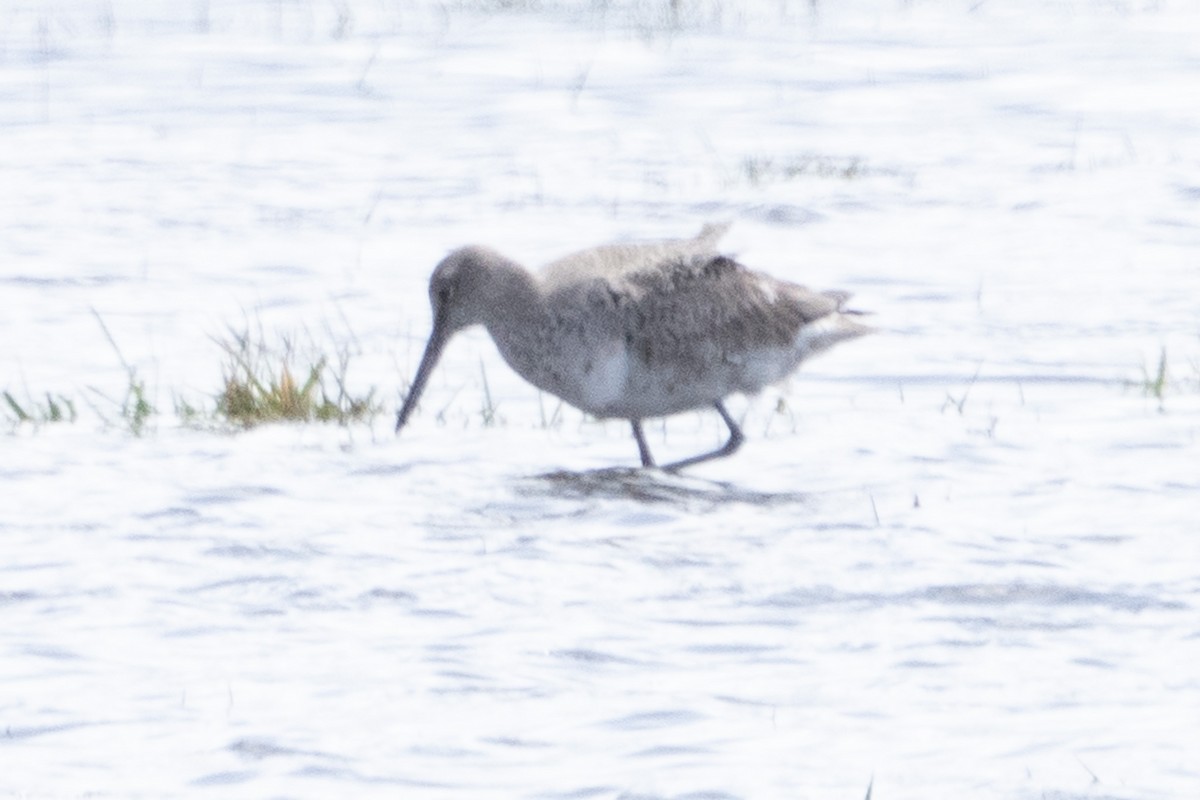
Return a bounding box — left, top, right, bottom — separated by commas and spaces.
396, 224, 871, 469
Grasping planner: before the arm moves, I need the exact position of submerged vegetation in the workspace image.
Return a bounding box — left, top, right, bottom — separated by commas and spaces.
3, 391, 76, 426
7, 342, 1200, 434
1130, 345, 1187, 412
86, 310, 156, 436
5, 326, 1198, 435
3, 317, 380, 433
1121, 344, 1200, 410
735, 153, 903, 186
1138, 345, 1169, 407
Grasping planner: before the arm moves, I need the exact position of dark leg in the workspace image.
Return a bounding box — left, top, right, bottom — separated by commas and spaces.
630, 419, 656, 467
661, 401, 745, 472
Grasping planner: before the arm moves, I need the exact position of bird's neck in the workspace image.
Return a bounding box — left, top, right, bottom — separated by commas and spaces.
479, 260, 546, 334
477, 262, 556, 384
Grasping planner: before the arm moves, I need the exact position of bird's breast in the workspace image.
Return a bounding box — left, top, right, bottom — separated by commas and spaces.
489, 320, 631, 417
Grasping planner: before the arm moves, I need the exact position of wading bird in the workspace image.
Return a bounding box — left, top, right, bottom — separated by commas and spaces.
396, 224, 871, 470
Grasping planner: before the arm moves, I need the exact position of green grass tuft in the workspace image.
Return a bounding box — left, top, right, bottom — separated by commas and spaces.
89, 308, 157, 436
4, 391, 32, 424
124, 377, 155, 436
213, 326, 378, 428
3, 390, 77, 427
1141, 346, 1168, 405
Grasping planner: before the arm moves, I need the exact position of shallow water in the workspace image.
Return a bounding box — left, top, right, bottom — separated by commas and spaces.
3, 1, 1200, 798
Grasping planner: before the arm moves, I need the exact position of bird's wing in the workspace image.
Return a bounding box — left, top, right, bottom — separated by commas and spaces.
601, 254, 845, 370
540, 223, 731, 287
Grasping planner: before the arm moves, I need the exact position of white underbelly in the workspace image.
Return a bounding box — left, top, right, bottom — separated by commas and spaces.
503, 333, 799, 421
574, 337, 629, 413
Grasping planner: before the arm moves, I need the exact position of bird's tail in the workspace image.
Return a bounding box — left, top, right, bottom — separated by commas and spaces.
796, 290, 875, 356
695, 221, 733, 246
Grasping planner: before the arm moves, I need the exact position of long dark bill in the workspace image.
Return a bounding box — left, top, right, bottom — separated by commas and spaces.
395, 319, 449, 433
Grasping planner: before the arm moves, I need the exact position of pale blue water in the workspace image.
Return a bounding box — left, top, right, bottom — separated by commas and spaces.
3, 2, 1199, 798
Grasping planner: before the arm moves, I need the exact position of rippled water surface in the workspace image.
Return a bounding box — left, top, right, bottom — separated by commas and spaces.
3, 1, 1199, 798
